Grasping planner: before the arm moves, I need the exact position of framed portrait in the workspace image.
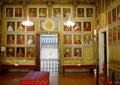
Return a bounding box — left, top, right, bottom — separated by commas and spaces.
63, 8, 71, 18
73, 34, 81, 44
83, 33, 92, 46
73, 47, 82, 58
64, 34, 72, 44
29, 8, 37, 17
17, 35, 25, 44
7, 21, 15, 32
16, 47, 25, 58
26, 35, 35, 45
73, 22, 81, 32
6, 8, 13, 17
17, 21, 25, 31
15, 8, 22, 17
83, 22, 91, 31
112, 8, 116, 23
63, 47, 72, 58
108, 11, 112, 24
108, 28, 113, 43
117, 25, 120, 41
7, 34, 15, 45
39, 8, 47, 17
117, 5, 120, 20
64, 25, 72, 31
6, 47, 15, 58
105, 0, 109, 10
113, 27, 117, 42
26, 47, 35, 58
86, 8, 93, 17
77, 8, 84, 17
53, 8, 61, 18
26, 22, 35, 31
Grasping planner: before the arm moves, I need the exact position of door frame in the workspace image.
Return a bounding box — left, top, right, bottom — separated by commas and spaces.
36, 34, 60, 71
98, 26, 109, 75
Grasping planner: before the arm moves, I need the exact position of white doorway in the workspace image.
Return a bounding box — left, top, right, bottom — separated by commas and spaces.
99, 27, 108, 75
39, 34, 59, 76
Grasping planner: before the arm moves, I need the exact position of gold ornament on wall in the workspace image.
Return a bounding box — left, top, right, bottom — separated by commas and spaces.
42, 19, 55, 31
101, 13, 106, 27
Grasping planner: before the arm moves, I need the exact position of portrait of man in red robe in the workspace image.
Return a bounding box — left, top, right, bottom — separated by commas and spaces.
74, 48, 82, 58
27, 48, 34, 58
17, 35, 24, 44
17, 48, 24, 58
7, 47, 15, 57
83, 22, 91, 31
7, 35, 14, 44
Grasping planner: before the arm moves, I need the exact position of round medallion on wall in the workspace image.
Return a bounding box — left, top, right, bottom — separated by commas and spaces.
101, 13, 106, 27
42, 19, 55, 31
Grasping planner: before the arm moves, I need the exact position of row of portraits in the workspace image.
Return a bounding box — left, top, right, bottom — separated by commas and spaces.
108, 25, 120, 43
6, 47, 35, 58
6, 21, 35, 32
63, 34, 92, 46
6, 33, 92, 45
63, 47, 83, 59
5, 7, 94, 18
6, 34, 35, 45
96, 0, 117, 17
6, 20, 92, 32
108, 4, 120, 25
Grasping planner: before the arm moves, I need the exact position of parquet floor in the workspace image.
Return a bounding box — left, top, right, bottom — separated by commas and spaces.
0, 71, 103, 85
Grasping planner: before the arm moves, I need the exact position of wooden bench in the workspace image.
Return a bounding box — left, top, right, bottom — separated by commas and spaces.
20, 71, 49, 85
63, 65, 96, 72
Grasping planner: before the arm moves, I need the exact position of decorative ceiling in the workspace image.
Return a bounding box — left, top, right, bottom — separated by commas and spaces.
0, 0, 96, 5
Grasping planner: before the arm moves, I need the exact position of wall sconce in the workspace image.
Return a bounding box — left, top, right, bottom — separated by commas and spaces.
94, 29, 97, 41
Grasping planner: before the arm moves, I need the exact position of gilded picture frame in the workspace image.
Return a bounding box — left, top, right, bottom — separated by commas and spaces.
73, 34, 82, 45
17, 35, 25, 45
63, 34, 72, 44
7, 21, 15, 32
117, 25, 120, 41
112, 8, 116, 23
26, 35, 35, 45
15, 8, 22, 17
73, 47, 83, 59
86, 8, 94, 18
63, 7, 71, 18
76, 8, 85, 18
29, 8, 37, 17
16, 47, 25, 58
117, 5, 120, 20
73, 21, 81, 32
6, 47, 15, 58
52, 8, 61, 18
83, 22, 91, 31
6, 8, 13, 17
108, 28, 113, 43
26, 47, 35, 58
39, 8, 47, 17
7, 34, 15, 45
63, 47, 72, 59
83, 33, 92, 46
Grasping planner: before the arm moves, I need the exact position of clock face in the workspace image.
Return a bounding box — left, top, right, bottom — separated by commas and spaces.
42, 19, 55, 31
101, 13, 106, 27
